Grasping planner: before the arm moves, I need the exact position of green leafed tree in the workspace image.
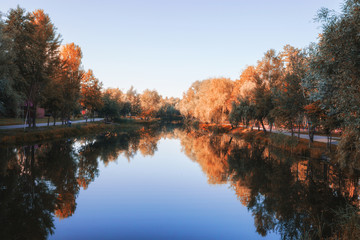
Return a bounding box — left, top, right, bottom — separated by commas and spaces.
251, 49, 282, 133
229, 97, 254, 128
3, 7, 61, 127
306, 0, 360, 164
272, 45, 307, 137
0, 16, 22, 117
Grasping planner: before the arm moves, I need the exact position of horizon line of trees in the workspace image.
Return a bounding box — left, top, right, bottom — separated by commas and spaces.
100, 86, 181, 122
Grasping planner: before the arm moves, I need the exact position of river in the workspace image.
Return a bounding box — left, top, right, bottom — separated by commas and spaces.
0, 125, 359, 239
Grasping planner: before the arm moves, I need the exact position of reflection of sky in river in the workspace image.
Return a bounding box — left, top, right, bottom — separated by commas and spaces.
50, 138, 279, 239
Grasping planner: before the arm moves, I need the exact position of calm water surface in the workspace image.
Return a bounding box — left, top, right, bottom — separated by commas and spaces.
0, 126, 359, 239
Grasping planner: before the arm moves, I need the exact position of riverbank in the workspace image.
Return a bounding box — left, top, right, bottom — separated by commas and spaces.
0, 119, 155, 145
195, 123, 334, 159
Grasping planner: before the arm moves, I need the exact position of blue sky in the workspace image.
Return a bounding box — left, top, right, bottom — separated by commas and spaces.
1, 0, 342, 98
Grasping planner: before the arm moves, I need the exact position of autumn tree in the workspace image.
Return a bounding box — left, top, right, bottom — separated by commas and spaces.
178, 81, 201, 120
58, 43, 83, 121
180, 78, 233, 123
230, 66, 257, 103
80, 69, 103, 120
43, 43, 83, 124
31, 9, 62, 126
198, 78, 234, 123
139, 89, 161, 119
228, 66, 257, 129
126, 86, 141, 116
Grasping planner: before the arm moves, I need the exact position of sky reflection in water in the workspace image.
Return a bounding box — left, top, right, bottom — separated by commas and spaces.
51, 138, 276, 239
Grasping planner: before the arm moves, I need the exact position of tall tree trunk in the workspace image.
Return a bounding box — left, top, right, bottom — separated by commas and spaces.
25, 104, 31, 128
28, 110, 31, 128
309, 125, 315, 144
32, 104, 36, 128
260, 119, 267, 134
290, 122, 294, 137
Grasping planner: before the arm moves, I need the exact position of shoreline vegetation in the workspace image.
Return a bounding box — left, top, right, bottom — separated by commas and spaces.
1, 118, 334, 161
194, 123, 335, 159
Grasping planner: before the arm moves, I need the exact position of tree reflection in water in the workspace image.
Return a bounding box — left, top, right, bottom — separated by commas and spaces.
0, 125, 359, 239
178, 129, 360, 239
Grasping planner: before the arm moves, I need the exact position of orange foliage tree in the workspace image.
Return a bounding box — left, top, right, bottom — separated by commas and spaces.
139, 89, 161, 119
180, 78, 234, 123
80, 69, 103, 120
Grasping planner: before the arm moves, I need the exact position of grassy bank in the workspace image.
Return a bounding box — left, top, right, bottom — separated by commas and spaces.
0, 120, 152, 145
